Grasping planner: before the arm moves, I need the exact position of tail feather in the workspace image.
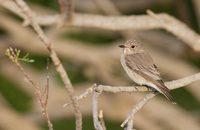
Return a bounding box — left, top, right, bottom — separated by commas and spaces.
156, 82, 176, 104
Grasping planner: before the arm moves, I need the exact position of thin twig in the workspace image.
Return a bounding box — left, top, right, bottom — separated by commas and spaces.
11, 0, 82, 129
92, 84, 105, 130
43, 75, 49, 106
43, 59, 50, 106
121, 93, 155, 129
63, 86, 94, 107
5, 48, 53, 130
56, 0, 74, 22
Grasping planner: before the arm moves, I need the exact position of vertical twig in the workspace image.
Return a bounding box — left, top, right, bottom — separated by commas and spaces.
43, 60, 50, 106
5, 48, 53, 130
121, 93, 156, 129
42, 74, 53, 130
92, 84, 105, 130
57, 0, 74, 22
11, 0, 82, 129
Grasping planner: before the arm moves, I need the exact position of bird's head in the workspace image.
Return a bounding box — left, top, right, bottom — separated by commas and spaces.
118, 39, 144, 54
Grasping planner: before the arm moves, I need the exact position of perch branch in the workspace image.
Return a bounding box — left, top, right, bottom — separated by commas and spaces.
11, 0, 82, 129
63, 71, 200, 129
97, 71, 200, 92
66, 72, 200, 129
65, 72, 200, 107
94, 71, 200, 129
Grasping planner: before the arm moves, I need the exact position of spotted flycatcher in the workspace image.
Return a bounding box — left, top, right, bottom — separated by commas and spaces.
119, 39, 175, 104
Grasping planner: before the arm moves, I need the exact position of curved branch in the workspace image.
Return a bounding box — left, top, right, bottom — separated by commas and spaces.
1, 1, 200, 51
65, 72, 200, 107
95, 72, 200, 93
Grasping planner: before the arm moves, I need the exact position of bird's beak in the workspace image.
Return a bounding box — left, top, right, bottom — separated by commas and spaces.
118, 44, 126, 48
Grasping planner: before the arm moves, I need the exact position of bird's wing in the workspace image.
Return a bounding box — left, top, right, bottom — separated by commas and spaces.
124, 53, 175, 104
125, 52, 161, 80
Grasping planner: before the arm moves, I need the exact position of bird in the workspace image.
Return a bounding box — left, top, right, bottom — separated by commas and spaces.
119, 39, 176, 104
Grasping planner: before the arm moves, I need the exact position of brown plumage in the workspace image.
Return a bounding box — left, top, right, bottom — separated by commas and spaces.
119, 40, 176, 104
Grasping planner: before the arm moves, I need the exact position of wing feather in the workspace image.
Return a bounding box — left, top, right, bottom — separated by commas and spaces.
125, 52, 161, 80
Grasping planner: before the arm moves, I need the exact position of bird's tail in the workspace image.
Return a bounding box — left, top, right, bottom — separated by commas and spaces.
155, 81, 176, 104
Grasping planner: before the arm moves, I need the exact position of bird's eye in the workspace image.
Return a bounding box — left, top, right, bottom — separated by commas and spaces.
131, 45, 135, 48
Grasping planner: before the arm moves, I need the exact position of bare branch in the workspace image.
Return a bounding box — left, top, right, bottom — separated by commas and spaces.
1, 1, 200, 51
165, 72, 200, 89
56, 0, 74, 22
10, 0, 82, 129
92, 85, 105, 130
94, 71, 200, 129
5, 48, 53, 130
92, 0, 121, 15
63, 86, 94, 107
98, 71, 200, 92
43, 59, 50, 106
65, 71, 200, 107
121, 93, 155, 129
65, 71, 200, 129
43, 75, 49, 107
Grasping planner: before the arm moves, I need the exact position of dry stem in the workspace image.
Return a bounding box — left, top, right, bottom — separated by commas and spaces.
10, 0, 82, 129
67, 71, 200, 104
122, 93, 155, 129
5, 48, 53, 130
57, 0, 74, 22
92, 84, 105, 130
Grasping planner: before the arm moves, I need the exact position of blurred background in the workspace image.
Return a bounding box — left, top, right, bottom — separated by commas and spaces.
1, 0, 200, 130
